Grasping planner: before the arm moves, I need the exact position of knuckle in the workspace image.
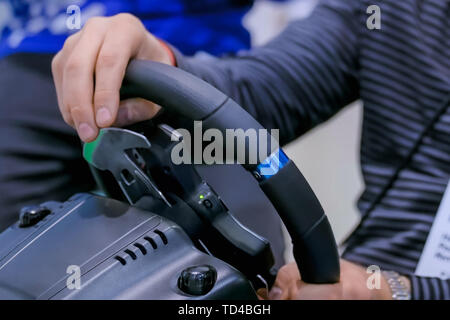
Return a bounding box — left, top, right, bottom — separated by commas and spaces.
62, 113, 74, 126
84, 16, 104, 28
68, 105, 88, 122
94, 87, 116, 98
61, 98, 73, 113
97, 52, 120, 69
94, 88, 117, 106
62, 34, 77, 50
64, 57, 82, 75
279, 265, 290, 273
114, 13, 142, 31
114, 12, 136, 23
63, 99, 81, 115
70, 105, 83, 114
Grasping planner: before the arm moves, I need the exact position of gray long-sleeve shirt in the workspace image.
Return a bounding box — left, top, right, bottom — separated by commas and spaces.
174, 0, 450, 299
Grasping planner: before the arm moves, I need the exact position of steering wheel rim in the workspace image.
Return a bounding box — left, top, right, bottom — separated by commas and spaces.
120, 59, 340, 284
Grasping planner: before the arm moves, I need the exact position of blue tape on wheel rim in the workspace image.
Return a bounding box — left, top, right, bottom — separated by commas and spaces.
255, 149, 289, 180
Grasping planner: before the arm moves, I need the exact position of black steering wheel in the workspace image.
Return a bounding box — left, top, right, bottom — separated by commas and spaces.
119, 60, 340, 284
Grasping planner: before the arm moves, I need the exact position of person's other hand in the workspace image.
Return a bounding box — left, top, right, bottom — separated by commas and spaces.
262, 260, 398, 300
52, 13, 174, 142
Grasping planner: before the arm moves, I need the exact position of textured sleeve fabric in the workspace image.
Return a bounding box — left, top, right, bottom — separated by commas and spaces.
408, 275, 450, 300
172, 0, 450, 300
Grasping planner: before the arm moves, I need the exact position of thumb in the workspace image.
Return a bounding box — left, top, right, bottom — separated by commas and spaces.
114, 98, 161, 127
268, 286, 284, 300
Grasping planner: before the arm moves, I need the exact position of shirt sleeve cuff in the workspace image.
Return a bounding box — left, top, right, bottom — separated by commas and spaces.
407, 274, 450, 300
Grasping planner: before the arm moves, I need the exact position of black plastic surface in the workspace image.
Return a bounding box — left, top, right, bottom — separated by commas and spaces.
122, 62, 277, 168
260, 161, 340, 283
121, 60, 340, 284
120, 125, 277, 288
178, 265, 217, 296
122, 60, 228, 120
202, 99, 277, 169
0, 194, 256, 299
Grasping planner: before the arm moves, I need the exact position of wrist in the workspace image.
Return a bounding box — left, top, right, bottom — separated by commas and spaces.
374, 272, 394, 300
400, 275, 411, 293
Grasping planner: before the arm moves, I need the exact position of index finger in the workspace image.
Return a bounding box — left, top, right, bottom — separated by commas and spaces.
62, 19, 107, 142
93, 31, 134, 128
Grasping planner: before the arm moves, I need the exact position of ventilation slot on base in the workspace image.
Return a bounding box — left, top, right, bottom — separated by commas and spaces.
144, 236, 157, 249
154, 229, 168, 245
134, 243, 147, 255
115, 256, 127, 265
114, 231, 169, 267
124, 249, 137, 260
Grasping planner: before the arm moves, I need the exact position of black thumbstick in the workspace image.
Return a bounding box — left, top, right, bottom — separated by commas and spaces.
19, 206, 51, 228
178, 265, 217, 296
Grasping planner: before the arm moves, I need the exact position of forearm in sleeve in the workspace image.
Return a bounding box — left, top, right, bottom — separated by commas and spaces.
174, 0, 361, 145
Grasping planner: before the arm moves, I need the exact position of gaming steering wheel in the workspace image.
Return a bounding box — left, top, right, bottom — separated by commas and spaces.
114, 60, 341, 285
